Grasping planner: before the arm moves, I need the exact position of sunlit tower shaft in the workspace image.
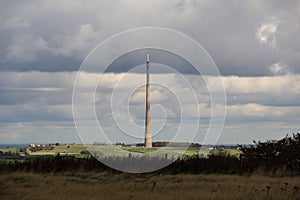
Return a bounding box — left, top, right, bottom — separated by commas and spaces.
145, 51, 152, 148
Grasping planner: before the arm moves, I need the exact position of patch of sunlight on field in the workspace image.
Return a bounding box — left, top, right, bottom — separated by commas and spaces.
29, 152, 56, 156
0, 148, 18, 153
29, 144, 85, 156
86, 145, 208, 159
1, 145, 241, 160
27, 145, 212, 159
224, 149, 242, 156
146, 147, 191, 158
49, 144, 85, 153
87, 145, 143, 157
1, 172, 299, 200
121, 146, 211, 158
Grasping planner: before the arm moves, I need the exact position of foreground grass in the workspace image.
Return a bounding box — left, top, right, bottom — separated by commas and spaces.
0, 172, 299, 200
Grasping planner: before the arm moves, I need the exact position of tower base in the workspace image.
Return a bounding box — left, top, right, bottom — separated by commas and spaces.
145, 133, 152, 148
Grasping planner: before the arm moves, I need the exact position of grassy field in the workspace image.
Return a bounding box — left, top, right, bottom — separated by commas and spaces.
0, 144, 86, 158
121, 146, 213, 158
29, 144, 85, 156
0, 172, 299, 200
0, 145, 241, 161
0, 148, 18, 153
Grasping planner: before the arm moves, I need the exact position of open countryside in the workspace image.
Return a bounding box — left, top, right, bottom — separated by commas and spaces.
1, 1, 300, 199
0, 142, 240, 160
1, 134, 300, 199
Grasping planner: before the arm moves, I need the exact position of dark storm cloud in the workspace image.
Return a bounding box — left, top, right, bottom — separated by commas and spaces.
0, 0, 299, 76
106, 49, 198, 74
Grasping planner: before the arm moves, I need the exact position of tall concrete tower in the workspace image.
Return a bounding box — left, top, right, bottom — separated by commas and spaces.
145, 51, 152, 148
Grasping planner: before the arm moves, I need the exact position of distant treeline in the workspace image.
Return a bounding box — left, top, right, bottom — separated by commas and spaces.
136, 142, 202, 148
0, 133, 299, 175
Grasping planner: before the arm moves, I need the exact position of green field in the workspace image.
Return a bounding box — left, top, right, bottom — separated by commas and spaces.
0, 144, 242, 160
29, 144, 85, 155
87, 145, 214, 159
0, 144, 85, 156
0, 148, 18, 153
0, 172, 299, 200
120, 146, 240, 158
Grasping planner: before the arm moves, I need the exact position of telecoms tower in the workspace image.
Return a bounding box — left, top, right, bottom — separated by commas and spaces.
144, 51, 152, 148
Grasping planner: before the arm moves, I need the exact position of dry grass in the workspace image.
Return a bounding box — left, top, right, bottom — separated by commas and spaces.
0, 172, 299, 200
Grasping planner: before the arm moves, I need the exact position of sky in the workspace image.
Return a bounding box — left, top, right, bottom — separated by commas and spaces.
0, 0, 300, 144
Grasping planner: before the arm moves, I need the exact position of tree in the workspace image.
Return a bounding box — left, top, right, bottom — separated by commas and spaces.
240, 133, 300, 173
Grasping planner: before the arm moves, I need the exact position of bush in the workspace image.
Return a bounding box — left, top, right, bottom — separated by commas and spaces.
80, 149, 90, 155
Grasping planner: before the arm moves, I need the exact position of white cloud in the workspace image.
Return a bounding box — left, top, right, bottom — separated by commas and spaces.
0, 17, 30, 29
0, 121, 78, 144
219, 75, 300, 95
0, 71, 299, 143
54, 24, 104, 58
228, 103, 280, 118
268, 62, 290, 75
5, 34, 50, 63
0, 132, 22, 140
256, 20, 279, 49
0, 71, 75, 89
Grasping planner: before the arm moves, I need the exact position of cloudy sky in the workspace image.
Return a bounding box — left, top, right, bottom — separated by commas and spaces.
0, 0, 300, 144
